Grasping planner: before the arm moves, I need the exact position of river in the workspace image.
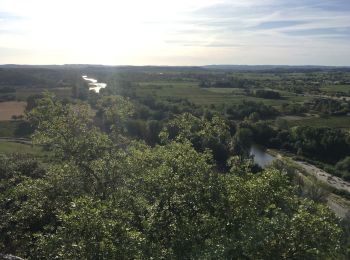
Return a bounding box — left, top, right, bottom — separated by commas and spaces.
82, 75, 107, 93
249, 144, 275, 168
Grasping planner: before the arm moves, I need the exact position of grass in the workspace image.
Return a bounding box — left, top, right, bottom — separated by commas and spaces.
320, 84, 350, 93
278, 115, 315, 121
135, 81, 311, 109
0, 140, 43, 155
15, 87, 72, 100
0, 120, 33, 137
0, 101, 26, 120
0, 121, 22, 137
131, 76, 328, 110
288, 116, 350, 129
205, 88, 245, 94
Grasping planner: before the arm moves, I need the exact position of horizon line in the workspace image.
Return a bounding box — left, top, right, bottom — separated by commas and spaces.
1, 64, 350, 67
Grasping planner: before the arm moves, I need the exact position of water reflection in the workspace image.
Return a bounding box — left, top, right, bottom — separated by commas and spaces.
249, 144, 275, 168
82, 75, 107, 93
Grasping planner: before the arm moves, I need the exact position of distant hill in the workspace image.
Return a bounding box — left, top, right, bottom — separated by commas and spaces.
1, 64, 350, 73
203, 65, 350, 72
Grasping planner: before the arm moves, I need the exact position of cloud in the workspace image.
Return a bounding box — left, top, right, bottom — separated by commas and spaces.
0, 11, 22, 21
284, 27, 350, 38
0, 0, 349, 65
169, 0, 350, 42
252, 21, 309, 30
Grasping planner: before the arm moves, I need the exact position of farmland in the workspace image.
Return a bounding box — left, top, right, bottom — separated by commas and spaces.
0, 101, 26, 120
0, 139, 43, 155
0, 65, 350, 259
288, 115, 350, 129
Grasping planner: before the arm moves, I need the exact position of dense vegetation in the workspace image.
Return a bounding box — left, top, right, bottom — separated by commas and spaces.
0, 94, 344, 259
1, 65, 350, 258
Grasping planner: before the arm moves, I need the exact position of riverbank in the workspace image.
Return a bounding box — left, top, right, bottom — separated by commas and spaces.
268, 149, 350, 194
267, 148, 350, 218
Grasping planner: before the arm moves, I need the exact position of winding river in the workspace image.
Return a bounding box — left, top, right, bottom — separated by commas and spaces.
81, 75, 273, 168
82, 75, 107, 93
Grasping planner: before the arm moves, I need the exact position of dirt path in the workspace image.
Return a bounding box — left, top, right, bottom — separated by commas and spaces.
293, 161, 350, 218
295, 161, 350, 193
327, 195, 350, 219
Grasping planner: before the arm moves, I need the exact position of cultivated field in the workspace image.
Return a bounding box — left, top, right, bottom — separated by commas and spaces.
0, 101, 26, 120
135, 81, 310, 107
15, 87, 72, 100
288, 116, 350, 129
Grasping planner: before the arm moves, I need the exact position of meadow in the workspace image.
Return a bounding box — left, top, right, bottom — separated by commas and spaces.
134, 80, 312, 108
288, 116, 350, 129
0, 139, 43, 155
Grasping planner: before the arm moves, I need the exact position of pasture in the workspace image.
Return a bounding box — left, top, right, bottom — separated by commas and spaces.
320, 84, 350, 94
15, 87, 72, 100
0, 140, 43, 155
134, 80, 315, 108
288, 116, 350, 129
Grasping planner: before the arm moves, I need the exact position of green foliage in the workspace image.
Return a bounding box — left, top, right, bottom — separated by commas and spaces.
36, 197, 144, 259
96, 95, 134, 134
6, 141, 339, 259
0, 120, 33, 137
0, 154, 46, 255
28, 93, 110, 161
160, 113, 232, 166
0, 90, 345, 259
226, 100, 279, 120
254, 89, 281, 99
290, 126, 350, 163
281, 102, 307, 115
231, 126, 253, 157
336, 157, 350, 180
336, 157, 350, 172
310, 98, 349, 115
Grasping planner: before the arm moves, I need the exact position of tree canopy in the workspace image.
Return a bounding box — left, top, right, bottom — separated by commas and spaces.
0, 95, 344, 259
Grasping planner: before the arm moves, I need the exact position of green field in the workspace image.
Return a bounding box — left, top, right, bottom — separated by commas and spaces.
0, 140, 43, 155
0, 120, 33, 137
15, 87, 72, 100
320, 84, 350, 94
134, 81, 314, 108
0, 121, 23, 137
288, 116, 350, 129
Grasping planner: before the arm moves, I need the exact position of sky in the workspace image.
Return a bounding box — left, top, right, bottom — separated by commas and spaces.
0, 0, 350, 66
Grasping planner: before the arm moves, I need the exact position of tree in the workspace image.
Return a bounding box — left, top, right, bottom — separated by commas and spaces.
96, 95, 134, 134
160, 113, 232, 167
231, 127, 253, 157
32, 141, 341, 259
0, 93, 343, 259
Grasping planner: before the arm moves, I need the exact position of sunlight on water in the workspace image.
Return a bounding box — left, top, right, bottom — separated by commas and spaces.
82, 75, 107, 93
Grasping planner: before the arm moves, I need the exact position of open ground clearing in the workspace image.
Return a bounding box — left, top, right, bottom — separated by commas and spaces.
0, 101, 26, 120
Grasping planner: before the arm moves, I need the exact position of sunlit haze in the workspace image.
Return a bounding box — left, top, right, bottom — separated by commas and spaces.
1, 0, 350, 65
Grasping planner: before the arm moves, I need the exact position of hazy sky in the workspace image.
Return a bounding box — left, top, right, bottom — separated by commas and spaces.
0, 0, 350, 65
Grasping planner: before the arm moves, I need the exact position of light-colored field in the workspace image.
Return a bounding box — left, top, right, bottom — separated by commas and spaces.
0, 101, 27, 120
